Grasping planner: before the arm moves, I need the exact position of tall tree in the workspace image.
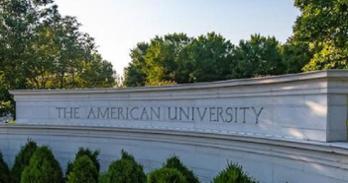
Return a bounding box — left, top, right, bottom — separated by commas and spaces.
0, 0, 116, 116
177, 32, 234, 82
144, 33, 191, 85
292, 0, 348, 71
232, 34, 285, 78
124, 42, 149, 87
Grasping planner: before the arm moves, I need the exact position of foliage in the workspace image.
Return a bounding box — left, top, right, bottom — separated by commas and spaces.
144, 33, 191, 85
66, 155, 98, 183
164, 156, 199, 183
0, 152, 10, 183
280, 40, 312, 74
124, 33, 288, 86
102, 150, 146, 183
303, 41, 348, 71
177, 32, 234, 82
212, 163, 256, 183
0, 0, 116, 116
11, 139, 38, 183
124, 42, 149, 87
147, 167, 187, 183
21, 146, 63, 183
292, 0, 348, 71
66, 148, 100, 177
232, 34, 284, 78
98, 173, 108, 183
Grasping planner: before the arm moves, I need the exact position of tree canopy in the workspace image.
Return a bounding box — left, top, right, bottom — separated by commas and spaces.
292, 0, 348, 71
124, 33, 285, 86
0, 0, 116, 116
124, 0, 348, 87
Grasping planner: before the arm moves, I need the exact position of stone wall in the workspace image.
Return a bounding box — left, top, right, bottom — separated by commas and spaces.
2, 70, 348, 182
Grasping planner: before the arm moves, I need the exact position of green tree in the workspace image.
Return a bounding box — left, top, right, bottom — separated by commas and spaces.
163, 156, 199, 183
66, 148, 100, 178
66, 155, 98, 183
292, 0, 348, 71
147, 168, 187, 183
0, 152, 10, 183
177, 32, 234, 83
212, 163, 256, 183
103, 150, 146, 183
0, 0, 116, 116
144, 33, 191, 85
280, 40, 312, 74
232, 34, 285, 78
11, 139, 38, 183
21, 146, 63, 183
124, 42, 149, 87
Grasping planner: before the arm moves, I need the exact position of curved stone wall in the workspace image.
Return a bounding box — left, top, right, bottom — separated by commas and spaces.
3, 70, 348, 183
1, 124, 348, 183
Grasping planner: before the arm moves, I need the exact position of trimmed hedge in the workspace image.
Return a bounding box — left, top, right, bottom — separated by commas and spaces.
0, 152, 10, 183
147, 167, 187, 183
164, 156, 199, 183
67, 155, 98, 183
66, 148, 100, 178
21, 146, 63, 183
1, 139, 260, 183
102, 150, 146, 183
212, 163, 256, 183
11, 139, 38, 183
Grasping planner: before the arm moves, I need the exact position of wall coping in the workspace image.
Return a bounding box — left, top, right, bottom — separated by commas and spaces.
9, 70, 348, 96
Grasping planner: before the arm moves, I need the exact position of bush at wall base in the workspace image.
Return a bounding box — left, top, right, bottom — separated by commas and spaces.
11, 139, 38, 183
164, 156, 199, 183
212, 163, 256, 183
101, 150, 146, 183
67, 155, 98, 183
147, 167, 187, 183
0, 152, 10, 183
20, 146, 63, 183
66, 147, 100, 179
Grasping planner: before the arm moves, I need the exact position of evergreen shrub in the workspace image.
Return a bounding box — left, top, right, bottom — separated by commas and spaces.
66, 148, 100, 177
21, 146, 63, 183
0, 152, 10, 183
11, 139, 38, 183
67, 155, 98, 183
212, 162, 256, 183
102, 150, 146, 183
164, 156, 199, 183
147, 167, 187, 183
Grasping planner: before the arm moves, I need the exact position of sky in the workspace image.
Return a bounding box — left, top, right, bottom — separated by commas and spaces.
54, 0, 300, 75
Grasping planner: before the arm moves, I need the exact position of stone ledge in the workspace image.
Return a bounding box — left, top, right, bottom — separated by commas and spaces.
10, 70, 348, 96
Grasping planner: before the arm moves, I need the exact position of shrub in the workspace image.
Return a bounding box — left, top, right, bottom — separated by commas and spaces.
11, 139, 38, 183
67, 155, 98, 183
164, 156, 199, 183
21, 146, 63, 183
66, 148, 100, 176
103, 150, 146, 183
147, 167, 187, 183
212, 163, 256, 183
98, 172, 108, 183
0, 152, 10, 183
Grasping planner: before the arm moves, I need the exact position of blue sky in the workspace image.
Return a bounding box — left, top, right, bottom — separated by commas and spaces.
54, 0, 300, 75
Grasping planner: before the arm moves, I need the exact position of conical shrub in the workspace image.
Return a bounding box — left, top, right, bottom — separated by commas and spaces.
102, 150, 146, 183
212, 162, 256, 183
66, 148, 100, 177
67, 155, 98, 183
0, 152, 10, 183
21, 146, 63, 183
11, 139, 38, 183
164, 156, 199, 183
147, 167, 187, 183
